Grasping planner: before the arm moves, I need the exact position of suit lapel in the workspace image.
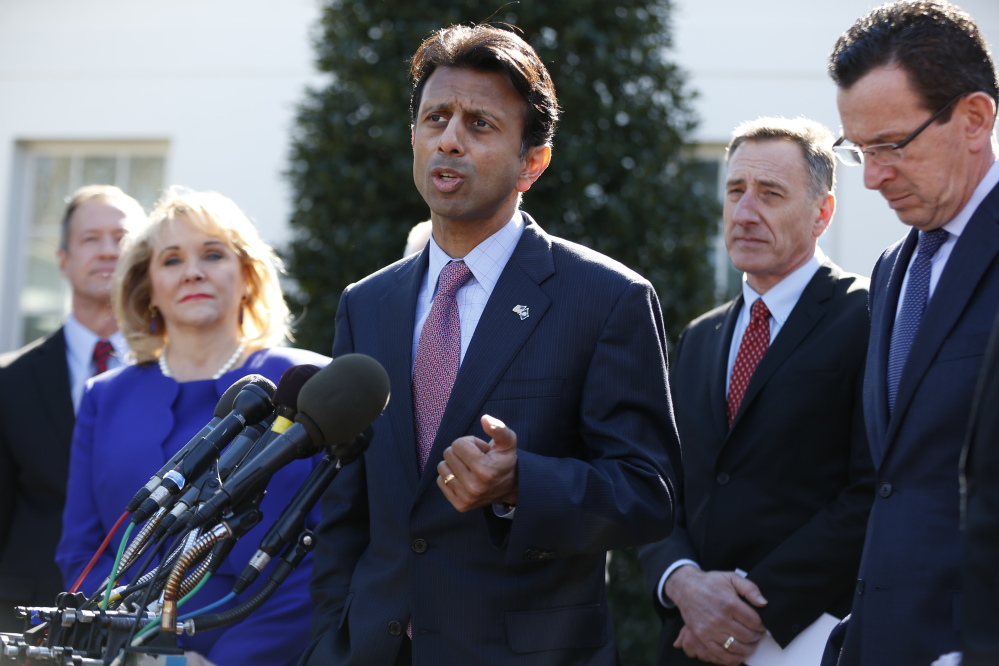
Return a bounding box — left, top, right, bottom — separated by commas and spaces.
710, 298, 741, 435
417, 218, 554, 493
379, 253, 426, 489
886, 185, 999, 450
728, 263, 837, 433
866, 233, 914, 463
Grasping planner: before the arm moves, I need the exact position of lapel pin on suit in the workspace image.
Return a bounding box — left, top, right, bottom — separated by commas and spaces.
512, 305, 530, 320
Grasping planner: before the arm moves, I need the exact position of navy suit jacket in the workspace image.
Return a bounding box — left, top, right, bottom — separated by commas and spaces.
303, 215, 680, 666
959, 305, 999, 666
838, 181, 999, 665
639, 261, 874, 664
0, 329, 75, 632
57, 346, 329, 666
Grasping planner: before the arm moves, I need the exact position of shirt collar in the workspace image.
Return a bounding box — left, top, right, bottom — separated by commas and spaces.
741, 245, 825, 327
942, 158, 999, 238
425, 212, 525, 296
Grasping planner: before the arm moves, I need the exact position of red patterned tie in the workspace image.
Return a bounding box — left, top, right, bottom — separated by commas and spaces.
413, 261, 473, 473
727, 299, 770, 426
92, 339, 114, 375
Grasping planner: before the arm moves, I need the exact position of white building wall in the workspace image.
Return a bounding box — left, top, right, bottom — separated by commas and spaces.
672, 0, 999, 277
1, 0, 998, 351
0, 0, 325, 350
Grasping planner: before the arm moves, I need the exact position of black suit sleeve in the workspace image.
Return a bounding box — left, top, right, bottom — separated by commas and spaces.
961, 317, 999, 665
0, 406, 13, 555
637, 323, 698, 617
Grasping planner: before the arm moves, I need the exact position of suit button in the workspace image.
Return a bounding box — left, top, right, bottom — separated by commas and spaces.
412, 539, 427, 553
716, 473, 730, 486
878, 482, 893, 498
856, 579, 865, 595
388, 621, 402, 636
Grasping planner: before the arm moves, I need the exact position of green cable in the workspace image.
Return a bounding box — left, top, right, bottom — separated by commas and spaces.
101, 522, 136, 610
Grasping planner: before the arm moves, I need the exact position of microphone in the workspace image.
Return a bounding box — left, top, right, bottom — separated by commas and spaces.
190, 354, 390, 528
230, 364, 323, 475
235, 427, 371, 593
132, 376, 276, 524
124, 375, 267, 513
154, 419, 272, 541
269, 364, 323, 434
162, 365, 322, 539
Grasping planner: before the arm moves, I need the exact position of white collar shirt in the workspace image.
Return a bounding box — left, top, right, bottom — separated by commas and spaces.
897, 157, 999, 315
725, 246, 825, 392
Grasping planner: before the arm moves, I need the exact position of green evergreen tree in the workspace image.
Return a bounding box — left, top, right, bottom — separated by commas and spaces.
285, 1, 720, 660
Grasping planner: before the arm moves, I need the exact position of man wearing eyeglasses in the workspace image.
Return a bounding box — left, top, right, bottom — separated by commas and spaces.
826, 2, 999, 665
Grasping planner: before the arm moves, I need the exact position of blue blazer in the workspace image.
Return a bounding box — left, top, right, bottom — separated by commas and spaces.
961, 309, 999, 666
57, 346, 330, 666
303, 215, 679, 665
838, 181, 999, 665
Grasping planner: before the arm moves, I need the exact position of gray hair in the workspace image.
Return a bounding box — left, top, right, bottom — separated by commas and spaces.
727, 117, 836, 200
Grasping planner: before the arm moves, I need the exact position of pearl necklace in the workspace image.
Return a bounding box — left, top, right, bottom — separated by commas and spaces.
158, 341, 246, 380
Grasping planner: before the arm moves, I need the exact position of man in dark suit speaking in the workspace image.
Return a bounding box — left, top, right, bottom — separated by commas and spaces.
827, 2, 999, 663
639, 117, 874, 665
0, 185, 143, 631
302, 23, 680, 666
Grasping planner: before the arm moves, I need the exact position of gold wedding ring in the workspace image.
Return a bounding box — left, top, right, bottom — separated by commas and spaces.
443, 473, 456, 485
723, 636, 735, 651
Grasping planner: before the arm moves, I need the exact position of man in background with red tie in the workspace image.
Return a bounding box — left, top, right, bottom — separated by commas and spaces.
303, 24, 679, 666
0, 185, 143, 631
638, 117, 874, 666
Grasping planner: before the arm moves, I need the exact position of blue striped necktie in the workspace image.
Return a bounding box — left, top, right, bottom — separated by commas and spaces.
887, 228, 949, 412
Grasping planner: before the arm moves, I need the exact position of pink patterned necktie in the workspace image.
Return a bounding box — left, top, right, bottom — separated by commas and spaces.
92, 339, 113, 375
413, 260, 473, 473
727, 299, 770, 426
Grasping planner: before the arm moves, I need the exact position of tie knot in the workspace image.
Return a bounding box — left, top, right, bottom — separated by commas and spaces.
93, 339, 114, 375
437, 261, 472, 298
917, 228, 949, 261
750, 298, 770, 322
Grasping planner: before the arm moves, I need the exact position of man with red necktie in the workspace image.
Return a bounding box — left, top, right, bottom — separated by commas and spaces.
639, 117, 875, 666
0, 185, 143, 631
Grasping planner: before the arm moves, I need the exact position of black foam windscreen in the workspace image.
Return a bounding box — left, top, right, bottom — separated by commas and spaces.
296, 354, 390, 447
214, 374, 276, 419
274, 364, 322, 412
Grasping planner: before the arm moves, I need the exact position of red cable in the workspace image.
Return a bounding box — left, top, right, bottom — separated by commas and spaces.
69, 511, 131, 594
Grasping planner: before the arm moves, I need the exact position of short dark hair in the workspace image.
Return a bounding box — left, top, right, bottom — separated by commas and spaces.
829, 1, 998, 120
728, 117, 836, 200
409, 24, 559, 156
